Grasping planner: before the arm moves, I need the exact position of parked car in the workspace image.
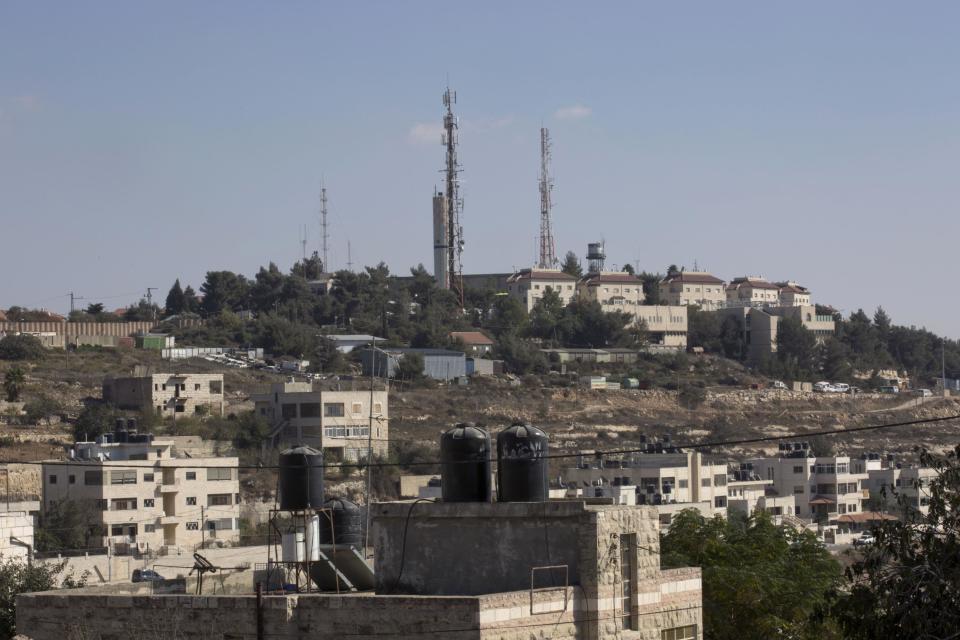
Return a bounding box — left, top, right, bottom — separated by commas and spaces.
913, 388, 933, 397
832, 383, 850, 393
879, 385, 900, 394
853, 534, 875, 547
771, 380, 787, 390
847, 386, 862, 394
132, 569, 165, 582
813, 381, 832, 393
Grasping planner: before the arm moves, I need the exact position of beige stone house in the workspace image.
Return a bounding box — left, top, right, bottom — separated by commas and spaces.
252, 381, 388, 460
103, 373, 224, 418
659, 271, 726, 309
42, 436, 239, 554
725, 276, 781, 307
505, 268, 578, 311
576, 271, 646, 313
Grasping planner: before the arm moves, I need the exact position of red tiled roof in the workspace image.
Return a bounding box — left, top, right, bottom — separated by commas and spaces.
809, 496, 836, 505
449, 331, 494, 345
507, 269, 577, 283
662, 272, 724, 285
580, 273, 643, 285
776, 283, 810, 294
728, 277, 779, 290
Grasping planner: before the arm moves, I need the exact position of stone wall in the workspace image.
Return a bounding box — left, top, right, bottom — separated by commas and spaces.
18, 592, 483, 640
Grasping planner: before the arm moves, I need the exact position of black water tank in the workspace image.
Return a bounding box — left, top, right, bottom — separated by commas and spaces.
319, 498, 362, 546
496, 423, 549, 502
279, 445, 325, 510
440, 423, 492, 502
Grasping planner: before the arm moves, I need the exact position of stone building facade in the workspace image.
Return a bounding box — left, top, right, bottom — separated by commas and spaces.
18, 501, 702, 639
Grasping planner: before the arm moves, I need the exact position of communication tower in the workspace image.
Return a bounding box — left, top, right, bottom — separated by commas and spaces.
320, 185, 330, 273
441, 87, 465, 305
537, 128, 558, 269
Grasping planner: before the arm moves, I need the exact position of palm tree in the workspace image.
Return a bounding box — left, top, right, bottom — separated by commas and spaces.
3, 367, 26, 402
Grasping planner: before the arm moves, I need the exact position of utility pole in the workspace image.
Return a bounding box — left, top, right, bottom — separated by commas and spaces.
145, 287, 158, 320
537, 127, 558, 269
300, 225, 308, 276
320, 184, 330, 273
201, 505, 206, 548
942, 338, 947, 397
347, 240, 353, 272
364, 338, 377, 557
441, 87, 465, 306
69, 291, 85, 314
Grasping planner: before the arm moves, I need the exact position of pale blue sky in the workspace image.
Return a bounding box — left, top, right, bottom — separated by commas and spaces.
1, 2, 958, 335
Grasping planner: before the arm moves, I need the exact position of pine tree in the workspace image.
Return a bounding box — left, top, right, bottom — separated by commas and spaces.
164, 279, 187, 315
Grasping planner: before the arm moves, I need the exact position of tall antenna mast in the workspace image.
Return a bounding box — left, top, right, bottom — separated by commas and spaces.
347, 239, 353, 272
320, 184, 330, 272
537, 127, 558, 269
300, 225, 308, 262
442, 86, 464, 306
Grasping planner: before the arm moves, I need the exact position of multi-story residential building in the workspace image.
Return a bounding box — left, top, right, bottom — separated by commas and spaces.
576, 271, 646, 312
660, 271, 726, 309
42, 433, 239, 554
725, 464, 798, 521
775, 282, 812, 307
714, 305, 835, 362
505, 268, 578, 311
564, 449, 729, 520
103, 373, 224, 418
725, 276, 781, 307
748, 444, 870, 524
252, 381, 388, 460
864, 456, 936, 518
635, 305, 688, 350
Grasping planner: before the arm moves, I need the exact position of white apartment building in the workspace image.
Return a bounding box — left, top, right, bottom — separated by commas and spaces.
748, 444, 870, 523
725, 276, 781, 307
42, 435, 239, 554
103, 373, 225, 418
563, 449, 729, 519
776, 282, 812, 307
505, 269, 578, 312
864, 456, 936, 518
252, 381, 388, 460
576, 272, 646, 312
660, 271, 727, 310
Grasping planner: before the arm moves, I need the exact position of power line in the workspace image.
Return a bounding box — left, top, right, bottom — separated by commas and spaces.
24, 412, 960, 472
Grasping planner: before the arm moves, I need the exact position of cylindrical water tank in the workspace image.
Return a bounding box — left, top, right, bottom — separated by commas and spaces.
281, 532, 305, 562
319, 498, 363, 546
440, 423, 492, 503
279, 445, 325, 510
496, 423, 549, 502
304, 515, 321, 561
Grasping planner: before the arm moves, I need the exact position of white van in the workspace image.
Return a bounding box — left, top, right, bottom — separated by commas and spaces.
832, 383, 850, 393
813, 381, 832, 393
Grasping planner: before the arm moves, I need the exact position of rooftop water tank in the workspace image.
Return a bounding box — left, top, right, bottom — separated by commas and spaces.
319, 497, 362, 546
440, 423, 492, 503
496, 423, 549, 502
279, 445, 325, 510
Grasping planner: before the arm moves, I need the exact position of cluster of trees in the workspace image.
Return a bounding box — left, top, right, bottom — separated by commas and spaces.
664, 445, 960, 639
662, 509, 842, 639
688, 304, 960, 385
0, 335, 44, 361
153, 258, 645, 375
